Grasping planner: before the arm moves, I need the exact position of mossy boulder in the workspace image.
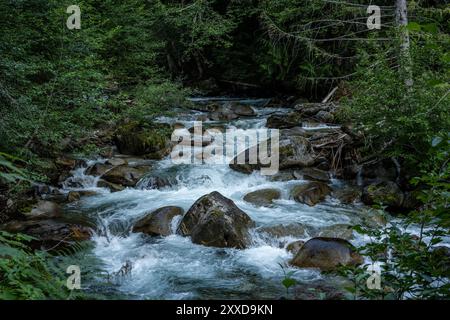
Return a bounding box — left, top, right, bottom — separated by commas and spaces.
114, 121, 173, 158
177, 191, 254, 249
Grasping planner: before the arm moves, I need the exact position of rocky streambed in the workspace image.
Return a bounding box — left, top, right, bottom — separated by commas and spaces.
1, 97, 421, 299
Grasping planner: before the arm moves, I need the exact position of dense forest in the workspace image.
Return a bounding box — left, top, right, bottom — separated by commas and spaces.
0, 0, 449, 300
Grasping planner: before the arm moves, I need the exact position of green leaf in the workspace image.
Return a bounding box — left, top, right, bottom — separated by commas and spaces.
407, 22, 421, 32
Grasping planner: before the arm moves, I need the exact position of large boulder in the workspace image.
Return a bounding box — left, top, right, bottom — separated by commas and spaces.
332, 185, 362, 204
290, 237, 363, 271
133, 206, 184, 236
97, 179, 125, 192
114, 121, 172, 158
177, 191, 254, 249
243, 188, 281, 207
361, 181, 404, 210
101, 165, 149, 187
290, 182, 331, 206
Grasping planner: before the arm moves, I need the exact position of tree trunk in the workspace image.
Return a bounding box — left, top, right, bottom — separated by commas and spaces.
395, 0, 413, 88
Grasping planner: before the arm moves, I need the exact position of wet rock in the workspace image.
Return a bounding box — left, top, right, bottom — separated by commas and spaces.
243, 188, 281, 207
1, 219, 92, 250
316, 224, 353, 240
258, 223, 310, 238
177, 191, 254, 249
266, 113, 302, 129
295, 103, 333, 116
24, 200, 62, 220
361, 181, 404, 210
268, 170, 296, 182
101, 165, 149, 187
97, 179, 125, 192
133, 206, 184, 236
229, 103, 256, 117
86, 163, 113, 176
279, 136, 316, 169
67, 190, 98, 202
294, 168, 330, 182
290, 237, 363, 271
286, 240, 305, 254
114, 121, 172, 158
290, 182, 331, 206
332, 185, 362, 204
106, 158, 127, 166
55, 157, 76, 170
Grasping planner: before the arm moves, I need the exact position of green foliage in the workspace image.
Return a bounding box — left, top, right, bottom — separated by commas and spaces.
279, 263, 297, 297
339, 20, 450, 170
335, 138, 450, 300
0, 231, 72, 299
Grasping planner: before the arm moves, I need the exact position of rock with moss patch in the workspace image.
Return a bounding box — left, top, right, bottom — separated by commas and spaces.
177, 191, 254, 249
361, 181, 404, 210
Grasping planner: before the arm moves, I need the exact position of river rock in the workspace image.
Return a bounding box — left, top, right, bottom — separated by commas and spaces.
258, 223, 310, 238
106, 157, 127, 166
279, 136, 316, 169
359, 159, 398, 185
229, 103, 256, 117
361, 181, 404, 210
290, 237, 363, 271
67, 190, 98, 202
101, 165, 149, 187
315, 110, 334, 123
266, 113, 302, 129
286, 240, 305, 254
316, 224, 354, 240
290, 182, 331, 206
294, 168, 330, 182
243, 188, 281, 207
177, 191, 254, 249
86, 163, 113, 176
332, 185, 362, 204
97, 179, 125, 192
133, 206, 184, 236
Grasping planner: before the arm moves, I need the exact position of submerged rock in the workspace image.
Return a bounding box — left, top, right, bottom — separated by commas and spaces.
177, 191, 254, 249
243, 188, 281, 207
290, 182, 331, 206
133, 206, 184, 236
290, 237, 363, 271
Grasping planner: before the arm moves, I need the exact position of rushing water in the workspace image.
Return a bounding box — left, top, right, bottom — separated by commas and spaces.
61, 98, 376, 299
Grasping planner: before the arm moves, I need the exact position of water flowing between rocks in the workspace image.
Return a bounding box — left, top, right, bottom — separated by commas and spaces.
60, 98, 394, 299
